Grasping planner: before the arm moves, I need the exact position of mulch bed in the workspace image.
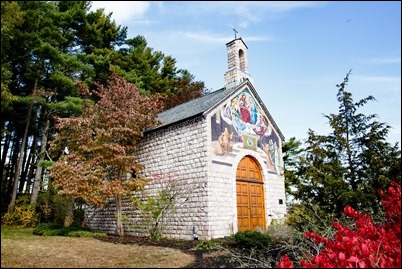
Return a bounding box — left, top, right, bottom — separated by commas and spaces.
96, 234, 235, 268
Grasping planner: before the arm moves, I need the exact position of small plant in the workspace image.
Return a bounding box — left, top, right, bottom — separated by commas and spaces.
196, 239, 221, 250
132, 174, 195, 241
133, 189, 174, 241
230, 230, 272, 250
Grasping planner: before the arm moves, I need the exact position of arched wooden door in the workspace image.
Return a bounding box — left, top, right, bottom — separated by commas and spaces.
236, 156, 265, 231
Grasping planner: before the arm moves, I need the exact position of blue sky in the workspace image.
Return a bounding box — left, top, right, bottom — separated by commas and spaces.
90, 1, 401, 146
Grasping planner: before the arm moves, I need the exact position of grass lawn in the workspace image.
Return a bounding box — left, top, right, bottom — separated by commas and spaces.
1, 226, 194, 268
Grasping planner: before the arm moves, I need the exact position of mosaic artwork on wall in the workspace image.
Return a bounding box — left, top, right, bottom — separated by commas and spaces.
211, 87, 282, 174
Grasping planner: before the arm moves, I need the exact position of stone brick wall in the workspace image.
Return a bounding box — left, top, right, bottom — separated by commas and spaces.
86, 116, 211, 240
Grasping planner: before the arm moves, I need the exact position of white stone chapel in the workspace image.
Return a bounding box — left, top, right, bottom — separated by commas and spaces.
87, 37, 287, 240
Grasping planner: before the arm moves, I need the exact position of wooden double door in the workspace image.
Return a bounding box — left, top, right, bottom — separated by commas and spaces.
236, 156, 266, 231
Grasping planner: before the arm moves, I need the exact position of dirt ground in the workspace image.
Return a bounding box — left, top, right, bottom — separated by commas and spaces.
96, 234, 235, 268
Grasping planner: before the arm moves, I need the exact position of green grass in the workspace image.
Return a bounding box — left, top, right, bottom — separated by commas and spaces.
32, 222, 106, 237
1, 226, 195, 268
1, 226, 34, 239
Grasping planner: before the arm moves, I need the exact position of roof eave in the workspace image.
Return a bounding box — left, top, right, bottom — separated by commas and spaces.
144, 113, 204, 134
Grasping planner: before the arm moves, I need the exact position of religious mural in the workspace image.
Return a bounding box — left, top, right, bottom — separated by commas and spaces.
211, 88, 282, 174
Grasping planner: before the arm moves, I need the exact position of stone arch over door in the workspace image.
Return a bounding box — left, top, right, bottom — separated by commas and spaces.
236, 155, 266, 231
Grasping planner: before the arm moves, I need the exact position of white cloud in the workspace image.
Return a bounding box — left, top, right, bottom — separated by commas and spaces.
90, 1, 150, 23
177, 32, 230, 44
352, 75, 401, 99
246, 36, 273, 42
234, 1, 328, 12
238, 20, 250, 29
172, 31, 271, 44
357, 75, 401, 84
193, 1, 328, 13
129, 20, 158, 26
362, 57, 401, 65
159, 1, 328, 29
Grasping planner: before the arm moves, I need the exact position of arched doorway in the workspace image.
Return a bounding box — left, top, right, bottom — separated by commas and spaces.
236, 156, 265, 231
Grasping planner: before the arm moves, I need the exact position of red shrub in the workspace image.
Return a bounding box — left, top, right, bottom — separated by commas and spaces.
277, 255, 295, 268
277, 181, 401, 268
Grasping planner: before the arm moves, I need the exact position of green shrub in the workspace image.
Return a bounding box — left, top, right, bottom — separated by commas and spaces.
33, 223, 63, 236
66, 230, 106, 238
230, 230, 272, 249
33, 222, 93, 236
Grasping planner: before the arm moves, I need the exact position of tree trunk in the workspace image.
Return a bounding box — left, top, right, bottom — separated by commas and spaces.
2, 136, 18, 212
9, 103, 32, 212
19, 136, 32, 193
30, 116, 50, 204
24, 135, 37, 194
115, 194, 124, 236
0, 126, 12, 206
64, 197, 75, 227
1, 125, 12, 179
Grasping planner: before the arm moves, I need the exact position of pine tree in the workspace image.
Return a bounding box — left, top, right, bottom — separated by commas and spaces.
285, 71, 401, 231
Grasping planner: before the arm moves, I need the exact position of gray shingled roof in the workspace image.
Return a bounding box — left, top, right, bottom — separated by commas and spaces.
147, 86, 237, 131
146, 82, 285, 140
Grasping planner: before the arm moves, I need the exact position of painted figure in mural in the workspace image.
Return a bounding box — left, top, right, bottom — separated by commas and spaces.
249, 96, 258, 124
274, 143, 281, 174
222, 128, 233, 152
230, 97, 240, 118
269, 139, 278, 172
262, 139, 281, 174
214, 127, 233, 156
263, 142, 275, 171
239, 93, 251, 123
214, 134, 225, 156
229, 97, 247, 136
253, 115, 269, 138
220, 97, 247, 138
232, 116, 247, 137
222, 99, 233, 120
273, 140, 282, 174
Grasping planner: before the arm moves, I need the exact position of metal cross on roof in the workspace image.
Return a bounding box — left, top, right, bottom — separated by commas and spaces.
233, 28, 238, 39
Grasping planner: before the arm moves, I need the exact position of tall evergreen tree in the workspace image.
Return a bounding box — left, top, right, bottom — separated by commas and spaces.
1, 1, 127, 211
113, 36, 207, 109
282, 136, 304, 203
1, 1, 23, 113
285, 71, 401, 231
1, 1, 206, 216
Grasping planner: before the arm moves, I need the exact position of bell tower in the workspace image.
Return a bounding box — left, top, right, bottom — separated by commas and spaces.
224, 33, 254, 89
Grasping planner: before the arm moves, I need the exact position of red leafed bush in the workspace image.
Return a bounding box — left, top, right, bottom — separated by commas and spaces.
278, 181, 401, 268
277, 255, 295, 268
